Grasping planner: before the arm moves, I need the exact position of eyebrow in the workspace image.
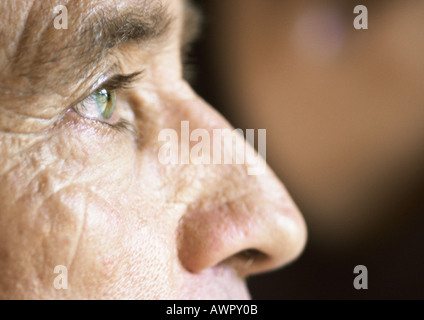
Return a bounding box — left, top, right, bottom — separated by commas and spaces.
10, 1, 173, 95
79, 1, 172, 57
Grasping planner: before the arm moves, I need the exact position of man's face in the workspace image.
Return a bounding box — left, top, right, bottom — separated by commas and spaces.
0, 0, 306, 299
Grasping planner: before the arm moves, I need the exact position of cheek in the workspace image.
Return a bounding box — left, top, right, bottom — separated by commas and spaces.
0, 119, 170, 297
57, 190, 176, 299
0, 117, 136, 211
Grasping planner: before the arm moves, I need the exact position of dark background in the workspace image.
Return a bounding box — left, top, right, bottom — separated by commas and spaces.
189, 0, 424, 299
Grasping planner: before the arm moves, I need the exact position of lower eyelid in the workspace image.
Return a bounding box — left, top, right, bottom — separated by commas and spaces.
65, 108, 136, 137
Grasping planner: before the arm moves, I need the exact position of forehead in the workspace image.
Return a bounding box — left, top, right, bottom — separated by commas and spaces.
0, 0, 180, 57
0, 0, 183, 96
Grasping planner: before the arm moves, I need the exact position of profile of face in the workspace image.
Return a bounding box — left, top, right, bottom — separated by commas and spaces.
0, 0, 306, 299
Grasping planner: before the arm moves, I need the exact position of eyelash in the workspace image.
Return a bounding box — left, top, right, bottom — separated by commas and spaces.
100, 71, 143, 91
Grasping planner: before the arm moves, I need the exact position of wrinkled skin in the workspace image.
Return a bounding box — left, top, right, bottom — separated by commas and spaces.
0, 0, 306, 299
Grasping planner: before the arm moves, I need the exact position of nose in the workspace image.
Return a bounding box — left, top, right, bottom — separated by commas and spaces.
173, 87, 307, 278
178, 181, 307, 277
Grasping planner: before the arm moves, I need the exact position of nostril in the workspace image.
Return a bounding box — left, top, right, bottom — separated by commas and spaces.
233, 249, 268, 273
240, 249, 262, 261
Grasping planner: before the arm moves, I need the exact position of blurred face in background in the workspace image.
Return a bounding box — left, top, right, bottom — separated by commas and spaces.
208, 0, 424, 245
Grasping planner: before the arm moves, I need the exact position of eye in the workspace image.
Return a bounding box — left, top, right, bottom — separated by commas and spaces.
74, 88, 117, 122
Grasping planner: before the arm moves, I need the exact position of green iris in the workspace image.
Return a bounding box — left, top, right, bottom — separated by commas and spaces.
95, 89, 116, 120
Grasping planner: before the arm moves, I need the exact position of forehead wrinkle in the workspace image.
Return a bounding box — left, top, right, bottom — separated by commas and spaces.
6, 0, 92, 95
5, 0, 172, 96
0, 1, 34, 61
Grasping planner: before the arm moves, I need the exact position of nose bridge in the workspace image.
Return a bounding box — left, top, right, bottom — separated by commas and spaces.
172, 91, 307, 277
166, 88, 265, 174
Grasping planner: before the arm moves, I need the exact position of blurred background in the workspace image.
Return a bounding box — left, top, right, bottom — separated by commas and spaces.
189, 0, 424, 299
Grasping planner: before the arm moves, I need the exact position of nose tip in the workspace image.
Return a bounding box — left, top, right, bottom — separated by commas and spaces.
177, 170, 307, 277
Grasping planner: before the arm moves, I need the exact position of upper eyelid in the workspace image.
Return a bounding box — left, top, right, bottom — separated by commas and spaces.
69, 70, 144, 109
